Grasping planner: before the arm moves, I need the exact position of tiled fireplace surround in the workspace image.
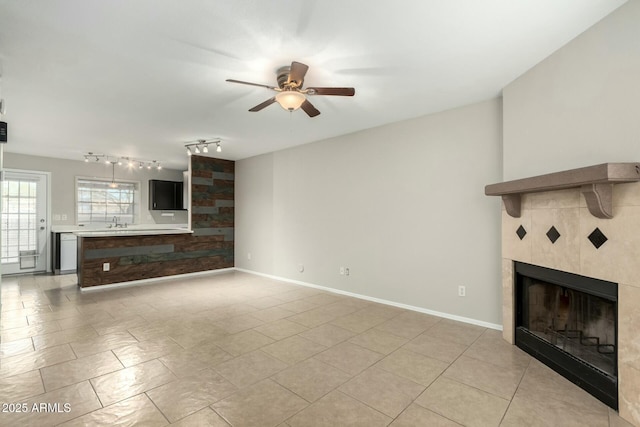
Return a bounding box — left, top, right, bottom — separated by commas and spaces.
500, 183, 640, 426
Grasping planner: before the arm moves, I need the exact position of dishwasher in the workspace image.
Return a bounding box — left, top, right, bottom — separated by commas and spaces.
53, 233, 78, 274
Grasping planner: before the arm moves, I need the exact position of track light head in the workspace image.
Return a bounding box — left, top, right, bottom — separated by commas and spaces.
216, 142, 222, 153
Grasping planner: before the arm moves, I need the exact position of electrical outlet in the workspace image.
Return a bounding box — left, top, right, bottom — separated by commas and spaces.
345, 267, 350, 276
298, 264, 304, 273
247, 252, 252, 260
61, 214, 67, 221
103, 263, 110, 272
340, 267, 345, 275
458, 285, 466, 297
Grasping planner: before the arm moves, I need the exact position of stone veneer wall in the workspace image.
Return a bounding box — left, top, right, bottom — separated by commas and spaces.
190, 155, 235, 257
501, 182, 640, 425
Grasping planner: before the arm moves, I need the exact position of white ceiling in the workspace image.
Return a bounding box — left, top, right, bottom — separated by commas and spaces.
0, 0, 626, 170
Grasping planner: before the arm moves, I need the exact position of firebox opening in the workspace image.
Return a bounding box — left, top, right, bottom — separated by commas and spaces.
514, 262, 618, 410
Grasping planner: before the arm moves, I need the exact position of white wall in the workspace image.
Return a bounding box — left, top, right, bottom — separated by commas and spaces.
503, 0, 640, 180
236, 98, 503, 325
3, 153, 185, 226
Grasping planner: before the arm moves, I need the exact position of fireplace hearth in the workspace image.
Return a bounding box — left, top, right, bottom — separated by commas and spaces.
514, 262, 617, 409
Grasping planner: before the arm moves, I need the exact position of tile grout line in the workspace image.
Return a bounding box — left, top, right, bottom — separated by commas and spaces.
392, 325, 488, 425
497, 356, 533, 426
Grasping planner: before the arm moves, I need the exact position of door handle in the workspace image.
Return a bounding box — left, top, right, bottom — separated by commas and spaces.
40, 226, 45, 230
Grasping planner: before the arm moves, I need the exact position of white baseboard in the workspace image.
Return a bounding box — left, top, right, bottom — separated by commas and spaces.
79, 268, 236, 292
235, 267, 503, 331
79, 266, 503, 331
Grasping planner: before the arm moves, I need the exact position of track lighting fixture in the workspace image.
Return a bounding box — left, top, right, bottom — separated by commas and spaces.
185, 138, 222, 156
82, 153, 164, 173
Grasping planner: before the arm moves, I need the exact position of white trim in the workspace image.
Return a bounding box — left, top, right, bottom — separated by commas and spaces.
79, 267, 235, 292
78, 265, 503, 331
235, 268, 503, 331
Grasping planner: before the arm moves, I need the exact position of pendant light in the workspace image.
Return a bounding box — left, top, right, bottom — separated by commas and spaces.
109, 161, 118, 188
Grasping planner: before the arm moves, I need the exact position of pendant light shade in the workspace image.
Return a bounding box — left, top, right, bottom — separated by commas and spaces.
275, 91, 305, 111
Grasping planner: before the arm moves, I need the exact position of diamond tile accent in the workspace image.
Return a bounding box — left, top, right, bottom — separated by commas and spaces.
516, 225, 527, 240
546, 226, 561, 244
588, 228, 608, 249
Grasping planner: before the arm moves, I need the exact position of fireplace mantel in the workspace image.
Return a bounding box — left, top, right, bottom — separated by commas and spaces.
485, 163, 640, 219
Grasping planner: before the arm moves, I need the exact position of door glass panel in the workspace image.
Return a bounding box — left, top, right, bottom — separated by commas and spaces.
1, 177, 40, 267
1, 171, 48, 274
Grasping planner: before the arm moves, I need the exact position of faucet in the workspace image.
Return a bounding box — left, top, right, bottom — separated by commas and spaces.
112, 216, 128, 228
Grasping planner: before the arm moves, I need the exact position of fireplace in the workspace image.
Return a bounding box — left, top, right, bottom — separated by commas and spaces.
514, 262, 617, 409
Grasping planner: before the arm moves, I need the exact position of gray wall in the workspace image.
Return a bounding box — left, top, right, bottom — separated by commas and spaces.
236, 98, 503, 326
503, 0, 640, 180
3, 153, 186, 226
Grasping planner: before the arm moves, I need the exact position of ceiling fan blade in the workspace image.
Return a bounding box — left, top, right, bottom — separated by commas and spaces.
307, 87, 355, 96
300, 99, 320, 117
249, 97, 277, 112
226, 79, 278, 90
289, 61, 309, 86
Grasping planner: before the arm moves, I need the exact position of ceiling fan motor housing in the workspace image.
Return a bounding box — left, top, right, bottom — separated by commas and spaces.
277, 66, 300, 89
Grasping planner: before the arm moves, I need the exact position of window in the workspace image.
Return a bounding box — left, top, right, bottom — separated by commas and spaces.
76, 178, 137, 225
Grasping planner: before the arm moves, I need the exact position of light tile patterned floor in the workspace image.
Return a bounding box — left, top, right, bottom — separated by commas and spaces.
0, 271, 633, 426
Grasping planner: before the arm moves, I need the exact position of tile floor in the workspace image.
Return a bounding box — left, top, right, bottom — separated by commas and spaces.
0, 271, 633, 426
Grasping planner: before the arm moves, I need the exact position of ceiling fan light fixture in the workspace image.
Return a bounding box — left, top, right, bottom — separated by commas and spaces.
275, 90, 305, 111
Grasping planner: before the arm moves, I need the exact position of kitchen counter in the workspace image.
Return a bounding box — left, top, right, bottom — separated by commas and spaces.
76, 228, 232, 288
74, 228, 193, 237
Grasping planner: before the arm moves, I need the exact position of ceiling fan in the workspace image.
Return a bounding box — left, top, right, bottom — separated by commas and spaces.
226, 61, 355, 117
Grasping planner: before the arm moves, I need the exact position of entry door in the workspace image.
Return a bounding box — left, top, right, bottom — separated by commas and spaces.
1, 171, 48, 274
